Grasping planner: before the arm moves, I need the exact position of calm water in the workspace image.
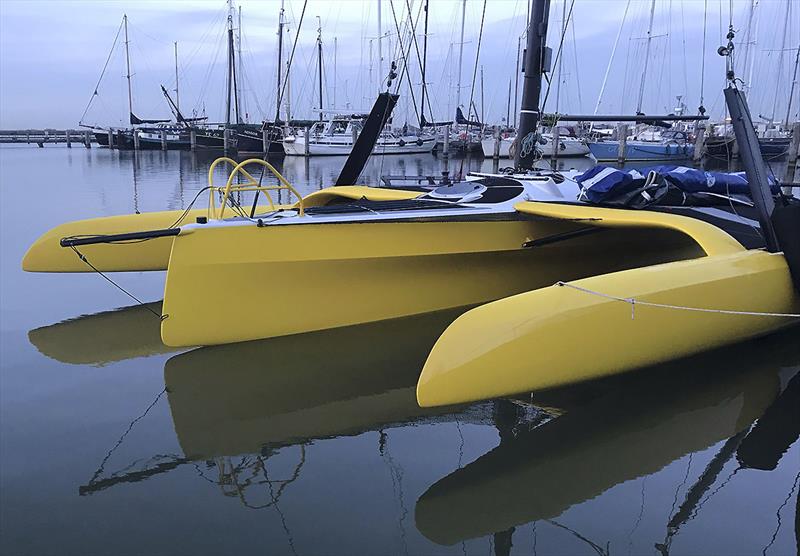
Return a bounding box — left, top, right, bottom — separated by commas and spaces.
1, 145, 798, 556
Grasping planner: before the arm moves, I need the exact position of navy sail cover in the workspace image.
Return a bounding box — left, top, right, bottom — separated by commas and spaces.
576, 165, 779, 207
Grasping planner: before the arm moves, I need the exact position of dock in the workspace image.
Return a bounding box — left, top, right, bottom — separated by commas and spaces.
0, 129, 95, 148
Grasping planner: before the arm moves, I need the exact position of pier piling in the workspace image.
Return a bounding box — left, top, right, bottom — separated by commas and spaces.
133, 130, 140, 150
304, 127, 310, 157
190, 129, 197, 152
616, 124, 628, 165
84, 131, 91, 148
262, 129, 269, 154
107, 130, 114, 149
65, 130, 71, 148
223, 128, 231, 153
160, 130, 167, 151
783, 122, 800, 192
693, 125, 706, 162
550, 126, 560, 164
493, 127, 500, 160
441, 124, 451, 184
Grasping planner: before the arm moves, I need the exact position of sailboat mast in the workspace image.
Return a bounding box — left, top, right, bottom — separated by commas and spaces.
275, 0, 284, 122
123, 14, 134, 123
317, 17, 323, 121
174, 42, 180, 112
333, 37, 337, 110
636, 0, 657, 114
377, 0, 382, 92
785, 44, 800, 127
238, 6, 244, 122
555, 0, 566, 114
420, 0, 429, 123
514, 36, 521, 127
480, 65, 484, 124
740, 0, 756, 96
456, 0, 466, 112
506, 79, 512, 125
770, 0, 791, 124
225, 2, 233, 127
514, 0, 551, 170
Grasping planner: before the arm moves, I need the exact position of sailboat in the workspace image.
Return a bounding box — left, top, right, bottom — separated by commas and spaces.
194, 3, 284, 154
585, 0, 696, 162
22, 1, 799, 405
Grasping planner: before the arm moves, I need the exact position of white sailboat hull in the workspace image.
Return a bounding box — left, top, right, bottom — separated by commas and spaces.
480, 135, 589, 158
284, 135, 436, 156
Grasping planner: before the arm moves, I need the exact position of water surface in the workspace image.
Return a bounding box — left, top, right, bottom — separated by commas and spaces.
1, 146, 798, 556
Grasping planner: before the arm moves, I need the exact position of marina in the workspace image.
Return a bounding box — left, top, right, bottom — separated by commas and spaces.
2, 144, 799, 555
2, 0, 799, 554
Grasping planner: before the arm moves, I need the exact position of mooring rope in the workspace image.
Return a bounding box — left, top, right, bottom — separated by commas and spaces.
555, 281, 800, 320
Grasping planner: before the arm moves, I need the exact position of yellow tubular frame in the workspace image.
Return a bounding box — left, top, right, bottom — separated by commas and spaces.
207, 157, 304, 219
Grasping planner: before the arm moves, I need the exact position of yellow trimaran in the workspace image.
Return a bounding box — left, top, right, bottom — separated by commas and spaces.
23, 155, 799, 408
21, 0, 800, 406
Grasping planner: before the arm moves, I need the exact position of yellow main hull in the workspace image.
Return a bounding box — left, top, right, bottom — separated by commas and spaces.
417, 249, 800, 407
160, 220, 703, 347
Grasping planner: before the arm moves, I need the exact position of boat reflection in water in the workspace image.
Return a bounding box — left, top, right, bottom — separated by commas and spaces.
78, 308, 475, 499
164, 308, 470, 458
415, 329, 800, 548
28, 302, 179, 366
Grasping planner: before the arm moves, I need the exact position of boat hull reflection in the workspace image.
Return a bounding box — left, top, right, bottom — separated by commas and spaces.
164, 309, 470, 459
28, 302, 179, 366
415, 330, 800, 546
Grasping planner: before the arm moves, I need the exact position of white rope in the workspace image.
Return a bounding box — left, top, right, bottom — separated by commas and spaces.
555, 281, 800, 320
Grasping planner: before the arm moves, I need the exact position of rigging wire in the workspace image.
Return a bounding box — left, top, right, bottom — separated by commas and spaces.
541, 0, 576, 117
465, 0, 487, 124
388, 0, 421, 125
80, 17, 125, 125
700, 0, 708, 112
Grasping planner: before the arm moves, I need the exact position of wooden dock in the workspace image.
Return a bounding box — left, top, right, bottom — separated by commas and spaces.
0, 129, 95, 147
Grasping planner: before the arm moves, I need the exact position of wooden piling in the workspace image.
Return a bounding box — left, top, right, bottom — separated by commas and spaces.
262, 128, 269, 154
693, 125, 706, 162
223, 128, 231, 153
783, 122, 800, 194
65, 130, 71, 148
550, 126, 560, 163
160, 130, 167, 150
493, 127, 501, 159
107, 130, 114, 149
616, 124, 628, 165
133, 130, 141, 150
190, 129, 197, 152
304, 127, 310, 157
441, 124, 451, 184
84, 130, 91, 148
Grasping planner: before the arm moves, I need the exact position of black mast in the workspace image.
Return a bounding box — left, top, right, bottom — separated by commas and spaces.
275, 0, 285, 123
420, 0, 430, 125
230, 27, 241, 124
317, 18, 324, 122
225, 6, 233, 127
514, 0, 551, 170
720, 27, 780, 251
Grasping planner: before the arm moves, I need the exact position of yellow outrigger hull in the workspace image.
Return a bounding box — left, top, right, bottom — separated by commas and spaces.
21, 186, 421, 273
416, 202, 800, 407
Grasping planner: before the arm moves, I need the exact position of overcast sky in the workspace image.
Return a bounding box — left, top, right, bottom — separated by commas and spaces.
0, 0, 797, 129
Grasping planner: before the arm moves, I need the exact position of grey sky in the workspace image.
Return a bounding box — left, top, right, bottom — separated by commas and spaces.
0, 0, 797, 129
